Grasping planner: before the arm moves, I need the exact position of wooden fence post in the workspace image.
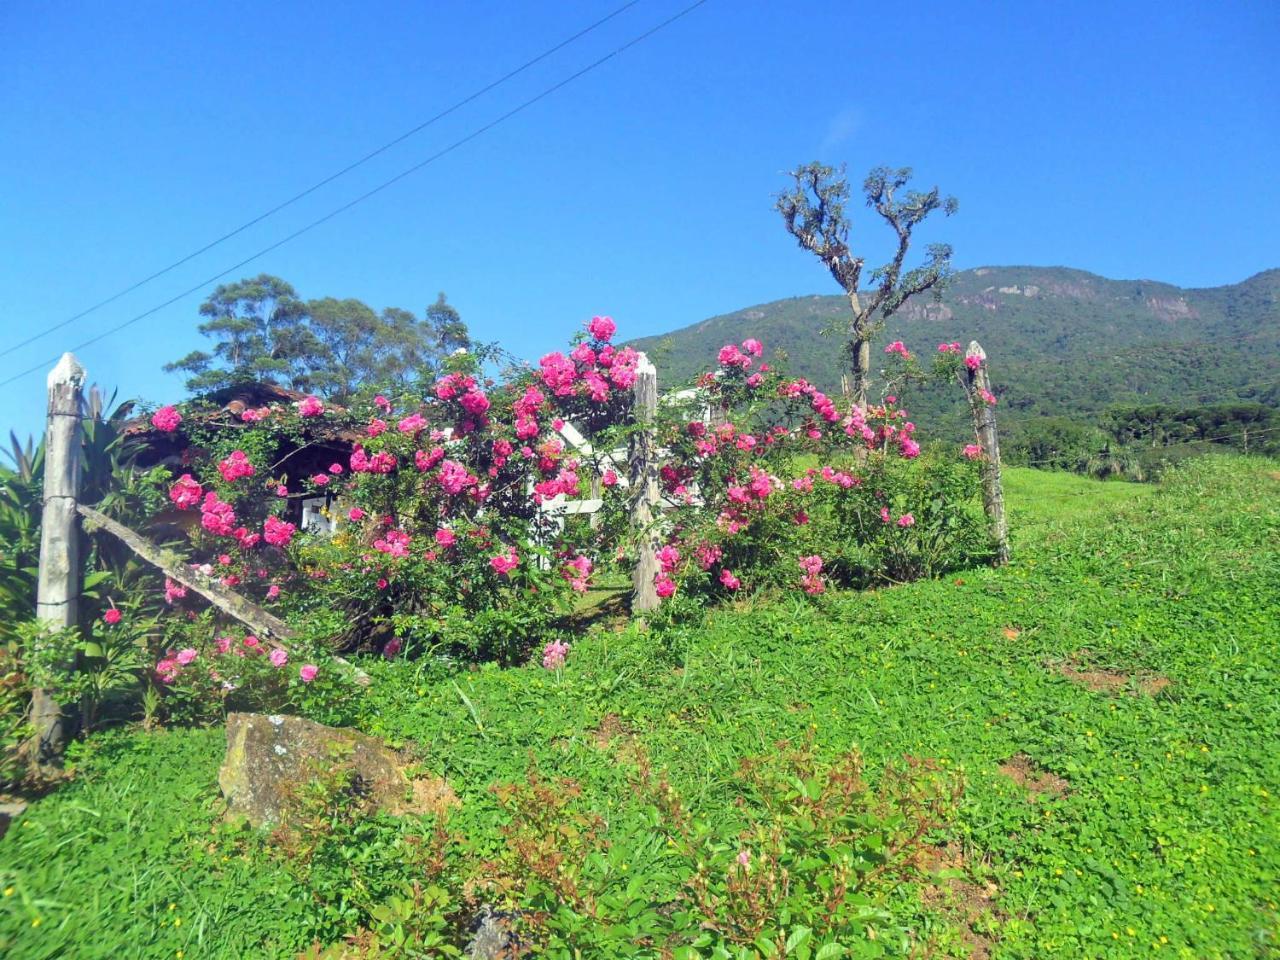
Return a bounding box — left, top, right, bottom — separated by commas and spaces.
960, 342, 1010, 565
629, 353, 660, 612
32, 352, 85, 764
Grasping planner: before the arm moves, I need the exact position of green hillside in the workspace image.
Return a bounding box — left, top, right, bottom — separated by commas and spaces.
630, 266, 1280, 438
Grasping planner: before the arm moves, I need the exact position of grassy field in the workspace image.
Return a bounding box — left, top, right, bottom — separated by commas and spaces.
1, 459, 1277, 958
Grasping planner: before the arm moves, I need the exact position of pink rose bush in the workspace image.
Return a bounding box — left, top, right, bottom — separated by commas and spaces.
139, 320, 987, 684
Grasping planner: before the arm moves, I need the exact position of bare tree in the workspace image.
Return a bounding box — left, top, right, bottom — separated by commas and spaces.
776, 163, 958, 407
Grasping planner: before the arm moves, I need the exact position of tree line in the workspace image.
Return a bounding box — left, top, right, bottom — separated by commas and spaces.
164, 275, 471, 401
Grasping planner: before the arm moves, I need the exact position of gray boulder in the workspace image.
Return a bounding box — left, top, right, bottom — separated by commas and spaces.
217, 712, 456, 826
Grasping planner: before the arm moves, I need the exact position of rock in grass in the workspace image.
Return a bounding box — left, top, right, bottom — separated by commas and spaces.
217, 712, 457, 826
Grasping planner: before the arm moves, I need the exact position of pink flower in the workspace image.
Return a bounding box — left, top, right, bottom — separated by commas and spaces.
561, 555, 593, 592
263, 515, 296, 547
695, 542, 723, 570
539, 352, 578, 397
601, 469, 618, 487
367, 418, 388, 437
541, 639, 570, 670
155, 658, 179, 683
938, 342, 962, 354
881, 506, 892, 523
898, 513, 916, 528
176, 647, 198, 666
311, 473, 330, 486
373, 529, 412, 558
269, 648, 288, 668
266, 584, 281, 600
373, 395, 391, 413
397, 412, 427, 433
435, 528, 457, 548
297, 395, 324, 417
348, 507, 366, 521
587, 315, 617, 342
657, 545, 680, 574
276, 484, 289, 497
103, 608, 121, 625
217, 450, 255, 483
383, 638, 403, 660
742, 338, 763, 357
414, 446, 445, 473
963, 444, 983, 460
490, 548, 519, 576
329, 462, 343, 475
884, 340, 911, 359
736, 849, 750, 868
169, 474, 203, 509
163, 578, 187, 605
798, 555, 824, 577
151, 405, 182, 432
437, 459, 477, 495
655, 574, 676, 598
719, 569, 741, 591
979, 388, 998, 406
299, 664, 318, 683
460, 389, 491, 416
964, 355, 982, 371
718, 344, 750, 369
200, 492, 237, 536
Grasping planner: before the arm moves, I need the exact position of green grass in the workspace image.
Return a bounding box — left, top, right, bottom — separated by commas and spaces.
2, 457, 1277, 958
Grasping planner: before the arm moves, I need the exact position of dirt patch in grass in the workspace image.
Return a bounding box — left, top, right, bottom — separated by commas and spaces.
1057, 657, 1172, 697
998, 753, 1069, 800
917, 842, 1001, 959
591, 712, 633, 750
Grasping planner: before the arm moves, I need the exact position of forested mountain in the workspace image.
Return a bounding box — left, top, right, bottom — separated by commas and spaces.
629, 266, 1280, 439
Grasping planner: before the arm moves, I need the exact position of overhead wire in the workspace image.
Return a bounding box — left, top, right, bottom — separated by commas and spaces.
0, 0, 645, 360
0, 0, 711, 390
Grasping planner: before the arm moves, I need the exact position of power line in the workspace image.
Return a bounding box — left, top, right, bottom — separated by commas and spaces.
0, 0, 711, 390
0, 0, 645, 361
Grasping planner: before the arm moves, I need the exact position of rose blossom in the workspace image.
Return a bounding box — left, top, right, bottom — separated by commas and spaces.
151, 405, 182, 432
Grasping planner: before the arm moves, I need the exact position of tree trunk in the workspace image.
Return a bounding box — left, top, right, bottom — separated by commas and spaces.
31, 353, 85, 767
846, 291, 869, 409
629, 353, 660, 613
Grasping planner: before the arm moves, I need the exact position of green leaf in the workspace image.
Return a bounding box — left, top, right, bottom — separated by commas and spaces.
786, 926, 813, 952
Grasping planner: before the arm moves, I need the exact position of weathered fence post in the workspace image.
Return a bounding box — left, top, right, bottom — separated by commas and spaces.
32, 353, 85, 764
960, 342, 1010, 565
629, 353, 660, 612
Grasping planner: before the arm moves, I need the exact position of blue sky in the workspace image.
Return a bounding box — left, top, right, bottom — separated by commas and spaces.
1, 0, 1277, 440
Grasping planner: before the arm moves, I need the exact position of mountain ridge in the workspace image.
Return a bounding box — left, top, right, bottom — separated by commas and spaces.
628, 265, 1280, 434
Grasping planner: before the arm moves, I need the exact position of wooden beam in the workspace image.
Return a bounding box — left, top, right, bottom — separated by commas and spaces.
77, 505, 370, 684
